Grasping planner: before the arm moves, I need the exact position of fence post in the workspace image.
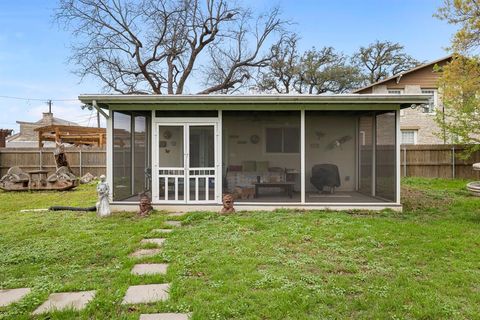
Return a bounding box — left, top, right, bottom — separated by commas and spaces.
452, 146, 456, 179
79, 148, 83, 177
39, 149, 42, 170
403, 147, 407, 177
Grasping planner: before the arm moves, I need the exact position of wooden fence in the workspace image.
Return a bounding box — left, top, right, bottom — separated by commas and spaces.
0, 148, 106, 177
1, 145, 480, 180
401, 144, 480, 180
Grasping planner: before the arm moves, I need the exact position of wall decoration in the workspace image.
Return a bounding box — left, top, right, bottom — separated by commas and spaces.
159, 141, 167, 148
325, 135, 352, 150
163, 130, 172, 139
170, 141, 177, 146
315, 131, 325, 140
250, 134, 260, 144
229, 134, 239, 139
310, 143, 320, 148
237, 140, 247, 144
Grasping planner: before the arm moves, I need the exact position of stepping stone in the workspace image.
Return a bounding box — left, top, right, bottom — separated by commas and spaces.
152, 229, 173, 233
0, 288, 31, 307
165, 221, 182, 227
130, 248, 162, 258
122, 284, 170, 304
32, 290, 96, 315
167, 212, 185, 217
141, 238, 166, 246
131, 263, 168, 276
140, 313, 190, 320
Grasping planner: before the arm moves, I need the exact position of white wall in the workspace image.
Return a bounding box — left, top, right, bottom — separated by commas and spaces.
305, 114, 356, 192
223, 113, 301, 171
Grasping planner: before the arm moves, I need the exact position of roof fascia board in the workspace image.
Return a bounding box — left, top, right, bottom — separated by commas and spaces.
108, 103, 401, 111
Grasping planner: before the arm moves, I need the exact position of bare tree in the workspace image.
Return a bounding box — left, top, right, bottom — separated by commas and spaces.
55, 0, 287, 94
352, 40, 421, 85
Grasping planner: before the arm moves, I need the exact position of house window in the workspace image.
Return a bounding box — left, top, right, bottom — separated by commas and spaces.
266, 127, 300, 153
421, 89, 438, 113
401, 130, 417, 145
388, 89, 403, 94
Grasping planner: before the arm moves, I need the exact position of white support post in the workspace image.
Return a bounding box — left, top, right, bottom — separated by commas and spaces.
372, 112, 376, 197
106, 109, 113, 202
151, 110, 158, 203
300, 109, 306, 204
396, 109, 401, 204
217, 110, 223, 204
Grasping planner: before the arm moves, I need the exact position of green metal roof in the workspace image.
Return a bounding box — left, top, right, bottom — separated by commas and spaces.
78, 94, 431, 111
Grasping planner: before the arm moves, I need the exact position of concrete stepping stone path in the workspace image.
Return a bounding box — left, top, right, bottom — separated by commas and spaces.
131, 264, 168, 276
122, 284, 170, 304
167, 212, 186, 217
130, 248, 162, 258
152, 229, 173, 233
165, 221, 182, 227
140, 313, 190, 320
32, 290, 96, 315
141, 238, 166, 246
0, 288, 31, 307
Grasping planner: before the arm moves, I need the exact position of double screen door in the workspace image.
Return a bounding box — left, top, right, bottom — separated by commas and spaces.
154, 122, 218, 204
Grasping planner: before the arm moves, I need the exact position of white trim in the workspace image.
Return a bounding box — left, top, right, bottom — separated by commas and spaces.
396, 110, 401, 203
300, 109, 306, 204
107, 109, 113, 202
217, 110, 223, 204
372, 113, 376, 197
110, 203, 403, 213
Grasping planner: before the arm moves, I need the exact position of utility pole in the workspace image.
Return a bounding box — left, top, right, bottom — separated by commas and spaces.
97, 110, 100, 128
47, 100, 52, 113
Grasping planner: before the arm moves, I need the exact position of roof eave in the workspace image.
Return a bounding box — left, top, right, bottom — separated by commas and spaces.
78, 94, 431, 108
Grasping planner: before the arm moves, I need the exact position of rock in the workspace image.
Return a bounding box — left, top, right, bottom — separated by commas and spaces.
80, 172, 95, 184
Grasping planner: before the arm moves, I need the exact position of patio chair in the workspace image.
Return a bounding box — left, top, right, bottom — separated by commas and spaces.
310, 164, 340, 193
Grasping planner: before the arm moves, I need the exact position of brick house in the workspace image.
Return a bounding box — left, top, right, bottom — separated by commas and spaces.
354, 55, 452, 145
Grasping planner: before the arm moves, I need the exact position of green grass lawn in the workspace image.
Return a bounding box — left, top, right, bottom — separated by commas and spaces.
1, 178, 480, 319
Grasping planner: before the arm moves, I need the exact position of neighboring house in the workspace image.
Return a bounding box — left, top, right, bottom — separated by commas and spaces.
354, 55, 452, 145
79, 94, 429, 212
0, 129, 13, 148
6, 112, 79, 148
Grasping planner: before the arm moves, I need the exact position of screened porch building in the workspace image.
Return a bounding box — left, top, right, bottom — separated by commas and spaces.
78, 94, 430, 212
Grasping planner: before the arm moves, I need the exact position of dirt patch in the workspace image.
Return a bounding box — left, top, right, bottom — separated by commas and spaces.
401, 186, 453, 212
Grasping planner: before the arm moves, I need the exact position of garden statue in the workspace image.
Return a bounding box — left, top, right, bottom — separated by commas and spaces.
96, 175, 111, 217
138, 192, 153, 216
220, 193, 235, 214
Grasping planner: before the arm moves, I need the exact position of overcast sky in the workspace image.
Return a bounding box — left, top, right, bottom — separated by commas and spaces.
0, 0, 456, 132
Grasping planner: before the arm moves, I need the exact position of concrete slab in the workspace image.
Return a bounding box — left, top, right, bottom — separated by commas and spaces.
121, 284, 170, 304
140, 313, 190, 320
130, 248, 162, 258
0, 288, 31, 307
141, 238, 166, 247
131, 264, 168, 276
152, 229, 173, 233
32, 290, 96, 315
165, 221, 182, 227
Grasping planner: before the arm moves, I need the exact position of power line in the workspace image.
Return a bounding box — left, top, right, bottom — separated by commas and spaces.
0, 95, 78, 102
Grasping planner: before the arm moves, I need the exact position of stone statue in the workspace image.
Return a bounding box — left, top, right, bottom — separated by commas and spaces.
220, 193, 235, 214
138, 192, 153, 216
96, 175, 111, 217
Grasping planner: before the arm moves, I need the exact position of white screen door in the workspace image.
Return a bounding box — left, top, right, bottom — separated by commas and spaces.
155, 123, 217, 203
